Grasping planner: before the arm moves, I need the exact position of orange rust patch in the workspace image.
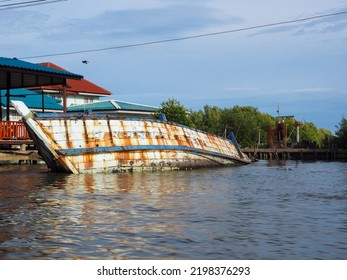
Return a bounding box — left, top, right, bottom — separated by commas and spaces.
83, 154, 94, 170
64, 120, 73, 149
174, 134, 185, 146
83, 119, 89, 145
103, 132, 114, 146
38, 121, 63, 149
107, 118, 115, 145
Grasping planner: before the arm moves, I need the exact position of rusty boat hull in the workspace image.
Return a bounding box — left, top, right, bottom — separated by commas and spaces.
12, 101, 251, 174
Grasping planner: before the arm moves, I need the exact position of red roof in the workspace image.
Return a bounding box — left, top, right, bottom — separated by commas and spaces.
36, 62, 111, 96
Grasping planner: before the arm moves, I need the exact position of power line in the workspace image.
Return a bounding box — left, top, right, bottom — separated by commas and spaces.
0, 0, 67, 10
20, 10, 347, 60
0, 0, 48, 8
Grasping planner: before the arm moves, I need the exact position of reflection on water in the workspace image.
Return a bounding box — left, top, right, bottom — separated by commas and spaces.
0, 161, 346, 259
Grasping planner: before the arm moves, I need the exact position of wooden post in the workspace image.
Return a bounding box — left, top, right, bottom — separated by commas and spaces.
20, 144, 27, 151
41, 89, 45, 113
63, 85, 67, 115
0, 90, 2, 121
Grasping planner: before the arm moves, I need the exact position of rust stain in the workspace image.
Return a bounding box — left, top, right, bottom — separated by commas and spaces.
182, 130, 193, 147
132, 131, 140, 146
83, 153, 94, 170
83, 119, 89, 146
145, 123, 153, 145
103, 132, 113, 146
164, 123, 173, 140
198, 138, 205, 148
93, 119, 99, 128
139, 150, 148, 161
174, 134, 185, 146
124, 133, 132, 147
64, 120, 73, 149
38, 120, 64, 149
94, 138, 101, 148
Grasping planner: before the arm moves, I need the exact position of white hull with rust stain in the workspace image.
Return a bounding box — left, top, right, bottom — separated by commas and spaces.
12, 100, 251, 174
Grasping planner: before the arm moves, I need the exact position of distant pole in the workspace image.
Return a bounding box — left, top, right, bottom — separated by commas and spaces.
0, 90, 2, 120
41, 89, 45, 113
6, 72, 10, 121
295, 121, 300, 143
277, 102, 280, 118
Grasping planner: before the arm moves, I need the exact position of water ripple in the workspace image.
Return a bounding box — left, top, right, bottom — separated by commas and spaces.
0, 161, 346, 259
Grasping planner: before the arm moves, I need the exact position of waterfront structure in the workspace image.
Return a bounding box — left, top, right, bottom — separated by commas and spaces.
0, 57, 83, 121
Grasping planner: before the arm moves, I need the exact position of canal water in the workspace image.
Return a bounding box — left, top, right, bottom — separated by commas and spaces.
0, 161, 346, 260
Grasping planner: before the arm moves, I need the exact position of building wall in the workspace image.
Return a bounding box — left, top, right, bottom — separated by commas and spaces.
1, 110, 20, 121
46, 93, 99, 107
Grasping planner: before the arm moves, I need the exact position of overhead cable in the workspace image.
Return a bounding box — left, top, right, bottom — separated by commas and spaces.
0, 0, 67, 10
20, 10, 347, 59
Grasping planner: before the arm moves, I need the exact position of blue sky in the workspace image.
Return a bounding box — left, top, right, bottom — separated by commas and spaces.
1, 0, 347, 133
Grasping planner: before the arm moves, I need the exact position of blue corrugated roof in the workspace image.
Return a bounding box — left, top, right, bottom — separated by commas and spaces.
68, 100, 158, 112
0, 57, 83, 79
1, 88, 63, 110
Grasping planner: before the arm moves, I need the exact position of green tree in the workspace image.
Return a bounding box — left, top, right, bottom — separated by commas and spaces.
317, 128, 333, 149
190, 109, 205, 129
299, 121, 333, 148
155, 98, 193, 127
220, 106, 270, 148
300, 122, 319, 146
202, 105, 223, 135
283, 118, 297, 144
156, 98, 334, 149
335, 117, 347, 148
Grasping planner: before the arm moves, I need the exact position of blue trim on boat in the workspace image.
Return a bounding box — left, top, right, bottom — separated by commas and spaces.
55, 144, 244, 162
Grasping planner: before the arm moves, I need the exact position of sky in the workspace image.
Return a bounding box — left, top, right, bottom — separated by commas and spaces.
1, 0, 347, 133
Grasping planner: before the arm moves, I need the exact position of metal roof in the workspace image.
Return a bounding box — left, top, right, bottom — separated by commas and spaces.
0, 57, 83, 120
0, 57, 83, 90
67, 100, 158, 113
1, 88, 63, 111
114, 100, 158, 111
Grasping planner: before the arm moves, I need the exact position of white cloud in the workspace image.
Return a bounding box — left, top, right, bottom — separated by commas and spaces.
225, 87, 259, 92
276, 87, 332, 94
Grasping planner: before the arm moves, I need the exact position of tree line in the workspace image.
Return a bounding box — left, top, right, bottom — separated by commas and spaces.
156, 98, 346, 149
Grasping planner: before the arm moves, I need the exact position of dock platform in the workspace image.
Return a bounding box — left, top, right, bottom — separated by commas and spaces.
0, 140, 41, 164
242, 148, 347, 161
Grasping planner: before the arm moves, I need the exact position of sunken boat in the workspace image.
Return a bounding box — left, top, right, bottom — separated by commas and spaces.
11, 100, 251, 174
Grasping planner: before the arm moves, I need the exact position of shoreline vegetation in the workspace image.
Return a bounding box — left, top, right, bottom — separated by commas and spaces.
155, 98, 347, 150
